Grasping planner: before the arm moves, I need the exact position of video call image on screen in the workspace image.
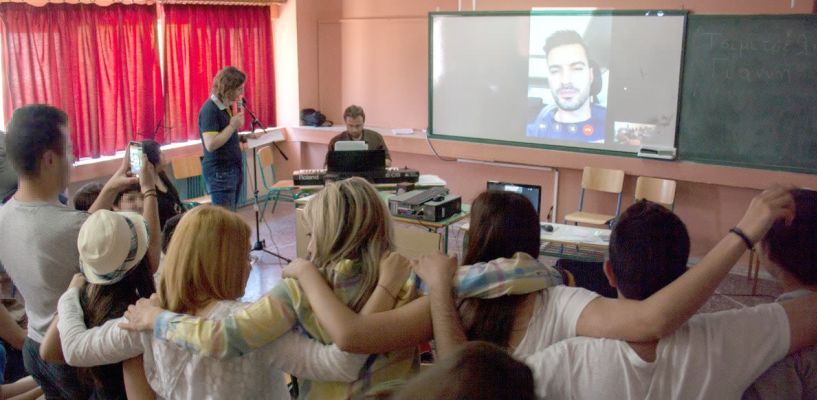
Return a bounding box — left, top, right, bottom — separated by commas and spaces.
431, 12, 686, 154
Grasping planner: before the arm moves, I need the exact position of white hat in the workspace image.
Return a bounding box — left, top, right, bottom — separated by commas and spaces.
78, 210, 148, 285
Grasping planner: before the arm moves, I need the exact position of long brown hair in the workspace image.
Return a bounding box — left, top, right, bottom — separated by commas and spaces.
158, 205, 251, 314
79, 259, 155, 393
459, 190, 541, 348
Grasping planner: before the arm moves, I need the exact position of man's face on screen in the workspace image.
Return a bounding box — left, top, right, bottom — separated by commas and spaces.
546, 43, 593, 112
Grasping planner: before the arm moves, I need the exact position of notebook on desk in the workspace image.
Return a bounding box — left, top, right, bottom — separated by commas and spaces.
327, 149, 386, 173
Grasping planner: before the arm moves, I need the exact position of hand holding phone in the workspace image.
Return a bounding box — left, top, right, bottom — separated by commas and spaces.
129, 142, 143, 177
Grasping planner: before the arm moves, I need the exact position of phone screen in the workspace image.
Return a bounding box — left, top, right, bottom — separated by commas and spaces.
129, 143, 143, 176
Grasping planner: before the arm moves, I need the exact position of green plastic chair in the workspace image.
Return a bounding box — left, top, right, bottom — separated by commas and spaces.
257, 145, 300, 216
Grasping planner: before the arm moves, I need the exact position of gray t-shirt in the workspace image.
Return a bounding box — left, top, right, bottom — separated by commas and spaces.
0, 198, 87, 342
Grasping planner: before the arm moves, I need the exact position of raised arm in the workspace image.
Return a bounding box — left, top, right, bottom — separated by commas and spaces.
121, 288, 298, 359
138, 158, 161, 273
57, 279, 143, 367
576, 186, 796, 341
89, 148, 139, 213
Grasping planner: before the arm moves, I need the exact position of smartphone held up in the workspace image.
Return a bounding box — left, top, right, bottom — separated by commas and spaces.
129, 141, 143, 177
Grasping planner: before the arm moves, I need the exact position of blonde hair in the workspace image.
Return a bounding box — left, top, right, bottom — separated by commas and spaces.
158, 206, 251, 313
304, 177, 393, 312
211, 66, 246, 102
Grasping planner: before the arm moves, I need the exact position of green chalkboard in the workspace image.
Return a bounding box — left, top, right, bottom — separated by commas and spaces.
679, 15, 817, 174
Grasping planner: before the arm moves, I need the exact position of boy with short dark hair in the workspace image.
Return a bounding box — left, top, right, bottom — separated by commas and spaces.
0, 104, 137, 398
744, 189, 817, 400
523, 192, 817, 399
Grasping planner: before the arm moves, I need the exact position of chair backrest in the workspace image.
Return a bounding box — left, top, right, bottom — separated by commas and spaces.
257, 146, 278, 184
170, 155, 203, 180
580, 166, 625, 194
258, 146, 274, 169
635, 176, 677, 208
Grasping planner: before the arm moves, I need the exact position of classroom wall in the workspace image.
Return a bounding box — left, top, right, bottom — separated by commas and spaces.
281, 0, 817, 264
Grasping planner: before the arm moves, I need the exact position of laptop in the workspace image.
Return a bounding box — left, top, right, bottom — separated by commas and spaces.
334, 140, 368, 151
327, 149, 386, 173
486, 181, 542, 217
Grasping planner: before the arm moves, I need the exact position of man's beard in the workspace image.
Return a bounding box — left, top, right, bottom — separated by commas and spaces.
552, 85, 590, 112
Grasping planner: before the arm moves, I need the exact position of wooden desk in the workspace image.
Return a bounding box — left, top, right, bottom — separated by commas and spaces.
459, 222, 610, 262
393, 204, 470, 253
295, 185, 469, 254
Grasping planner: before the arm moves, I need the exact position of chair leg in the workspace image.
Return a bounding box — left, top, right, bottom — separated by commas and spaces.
271, 192, 281, 215
259, 192, 269, 217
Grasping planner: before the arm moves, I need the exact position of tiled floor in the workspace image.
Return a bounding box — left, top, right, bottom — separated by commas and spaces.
236, 201, 782, 312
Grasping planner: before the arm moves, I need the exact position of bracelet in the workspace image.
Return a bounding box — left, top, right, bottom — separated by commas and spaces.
143, 193, 158, 200
729, 227, 754, 250
377, 284, 398, 301
142, 189, 157, 196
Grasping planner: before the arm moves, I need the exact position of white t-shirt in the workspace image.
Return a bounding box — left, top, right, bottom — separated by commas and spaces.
512, 285, 599, 359
525, 303, 790, 400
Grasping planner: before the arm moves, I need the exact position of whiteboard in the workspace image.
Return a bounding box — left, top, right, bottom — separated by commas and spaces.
429, 11, 686, 155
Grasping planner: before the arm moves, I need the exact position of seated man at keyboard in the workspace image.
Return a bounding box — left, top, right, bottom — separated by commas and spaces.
325, 105, 391, 167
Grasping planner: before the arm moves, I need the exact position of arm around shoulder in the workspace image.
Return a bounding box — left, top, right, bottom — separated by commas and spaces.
57, 287, 142, 366
266, 331, 367, 383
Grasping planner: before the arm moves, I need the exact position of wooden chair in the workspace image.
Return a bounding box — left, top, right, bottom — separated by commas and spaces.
564, 166, 625, 227
258, 146, 300, 216
170, 155, 211, 208
635, 176, 677, 209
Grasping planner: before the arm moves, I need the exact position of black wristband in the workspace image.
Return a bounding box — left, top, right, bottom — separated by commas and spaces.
729, 227, 754, 250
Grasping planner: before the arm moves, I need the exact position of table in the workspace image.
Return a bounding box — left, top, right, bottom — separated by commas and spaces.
294, 181, 469, 254
459, 222, 610, 262
392, 204, 470, 253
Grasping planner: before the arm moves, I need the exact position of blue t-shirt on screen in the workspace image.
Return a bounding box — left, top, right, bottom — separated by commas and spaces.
526, 104, 607, 143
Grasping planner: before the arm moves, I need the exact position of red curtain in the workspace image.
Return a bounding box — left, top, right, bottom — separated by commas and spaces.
162, 4, 275, 143
0, 3, 163, 159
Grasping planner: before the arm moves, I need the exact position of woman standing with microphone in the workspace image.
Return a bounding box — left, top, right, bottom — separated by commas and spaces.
199, 66, 246, 210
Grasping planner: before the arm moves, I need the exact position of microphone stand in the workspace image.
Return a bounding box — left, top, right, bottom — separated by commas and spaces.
243, 104, 288, 161
242, 100, 291, 263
